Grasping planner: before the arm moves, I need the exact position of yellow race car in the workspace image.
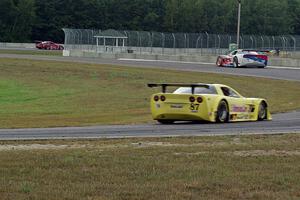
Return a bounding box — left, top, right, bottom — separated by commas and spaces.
148, 83, 271, 124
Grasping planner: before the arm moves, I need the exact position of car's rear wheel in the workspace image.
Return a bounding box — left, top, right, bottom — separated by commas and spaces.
216, 100, 229, 123
233, 57, 239, 68
258, 102, 267, 120
216, 57, 223, 67
157, 120, 174, 124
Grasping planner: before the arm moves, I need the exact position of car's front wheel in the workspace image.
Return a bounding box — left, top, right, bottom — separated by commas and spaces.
216, 100, 229, 123
157, 120, 174, 124
233, 57, 239, 68
258, 102, 267, 120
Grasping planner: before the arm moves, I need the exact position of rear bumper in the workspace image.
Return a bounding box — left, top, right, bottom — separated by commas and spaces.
153, 113, 210, 121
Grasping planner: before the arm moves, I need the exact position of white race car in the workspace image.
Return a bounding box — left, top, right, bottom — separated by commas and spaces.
216, 49, 268, 68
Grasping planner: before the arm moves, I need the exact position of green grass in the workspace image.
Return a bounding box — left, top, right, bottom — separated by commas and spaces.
0, 134, 299, 199
0, 58, 300, 128
0, 49, 62, 56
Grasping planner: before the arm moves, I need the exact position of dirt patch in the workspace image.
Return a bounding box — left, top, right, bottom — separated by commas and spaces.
232, 150, 300, 157
0, 144, 88, 151
131, 141, 236, 148
173, 150, 300, 157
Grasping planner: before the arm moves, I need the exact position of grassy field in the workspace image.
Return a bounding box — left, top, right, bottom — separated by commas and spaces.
0, 58, 300, 128
0, 49, 62, 56
0, 134, 299, 199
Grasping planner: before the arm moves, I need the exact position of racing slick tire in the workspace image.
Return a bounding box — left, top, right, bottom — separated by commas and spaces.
257, 101, 267, 121
157, 120, 174, 124
233, 57, 239, 68
216, 100, 229, 123
216, 57, 223, 67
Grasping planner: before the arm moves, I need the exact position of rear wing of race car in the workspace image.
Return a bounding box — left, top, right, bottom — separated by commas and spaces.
147, 83, 209, 94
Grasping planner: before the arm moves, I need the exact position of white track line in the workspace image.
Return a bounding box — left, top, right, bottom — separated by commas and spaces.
118, 58, 300, 70
268, 66, 300, 70
118, 58, 214, 65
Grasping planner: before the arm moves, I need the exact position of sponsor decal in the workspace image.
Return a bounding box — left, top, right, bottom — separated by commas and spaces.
236, 114, 250, 120
155, 103, 160, 108
170, 104, 183, 109
231, 105, 248, 112
230, 114, 237, 120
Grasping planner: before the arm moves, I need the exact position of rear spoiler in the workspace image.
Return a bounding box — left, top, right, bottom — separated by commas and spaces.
242, 49, 270, 53
147, 83, 209, 94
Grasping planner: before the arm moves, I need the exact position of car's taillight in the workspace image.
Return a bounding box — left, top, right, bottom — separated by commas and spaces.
189, 96, 195, 102
197, 97, 203, 103
160, 95, 166, 101
154, 95, 159, 101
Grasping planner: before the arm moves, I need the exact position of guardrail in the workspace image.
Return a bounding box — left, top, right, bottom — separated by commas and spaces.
0, 42, 36, 49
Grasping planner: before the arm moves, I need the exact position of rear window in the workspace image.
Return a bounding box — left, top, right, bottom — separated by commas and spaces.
173, 85, 217, 94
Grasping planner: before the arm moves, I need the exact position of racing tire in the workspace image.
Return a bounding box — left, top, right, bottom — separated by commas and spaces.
216, 100, 229, 123
257, 101, 267, 121
216, 57, 223, 67
157, 120, 174, 124
233, 57, 239, 68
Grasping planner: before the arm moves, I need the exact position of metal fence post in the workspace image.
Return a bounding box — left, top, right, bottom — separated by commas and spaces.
205, 32, 209, 55
162, 33, 165, 54
172, 33, 176, 55
250, 36, 254, 49
196, 35, 201, 54
260, 36, 264, 50
184, 33, 187, 54
290, 35, 296, 52
150, 32, 153, 54
139, 32, 142, 54
217, 35, 221, 55
281, 36, 285, 52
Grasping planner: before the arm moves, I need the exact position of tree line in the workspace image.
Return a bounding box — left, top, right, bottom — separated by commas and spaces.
0, 0, 300, 43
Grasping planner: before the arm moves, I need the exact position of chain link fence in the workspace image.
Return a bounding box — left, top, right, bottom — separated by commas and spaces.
63, 28, 300, 56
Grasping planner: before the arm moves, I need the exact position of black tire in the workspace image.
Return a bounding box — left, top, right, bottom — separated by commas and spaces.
216, 100, 229, 123
258, 102, 267, 121
216, 57, 223, 67
157, 120, 174, 124
233, 57, 239, 68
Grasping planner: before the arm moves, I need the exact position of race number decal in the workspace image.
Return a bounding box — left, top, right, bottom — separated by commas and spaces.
190, 103, 199, 112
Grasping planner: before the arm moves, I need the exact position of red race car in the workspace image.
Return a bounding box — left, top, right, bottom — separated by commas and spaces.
35, 41, 64, 50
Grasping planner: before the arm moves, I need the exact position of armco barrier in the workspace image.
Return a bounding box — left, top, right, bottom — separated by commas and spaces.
64, 49, 300, 68
0, 42, 299, 67
0, 42, 35, 49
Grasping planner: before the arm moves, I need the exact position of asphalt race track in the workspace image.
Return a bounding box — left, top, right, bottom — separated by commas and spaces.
0, 111, 299, 140
0, 52, 299, 140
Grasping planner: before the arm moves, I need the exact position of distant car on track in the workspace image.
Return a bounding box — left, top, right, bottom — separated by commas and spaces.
35, 41, 64, 50
216, 49, 268, 68
148, 83, 271, 124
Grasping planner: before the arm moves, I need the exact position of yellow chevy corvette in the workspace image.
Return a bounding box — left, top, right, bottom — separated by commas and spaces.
148, 83, 271, 124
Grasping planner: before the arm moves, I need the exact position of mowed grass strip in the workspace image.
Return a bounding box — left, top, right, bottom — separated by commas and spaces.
0, 49, 62, 56
0, 58, 300, 128
0, 134, 299, 199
